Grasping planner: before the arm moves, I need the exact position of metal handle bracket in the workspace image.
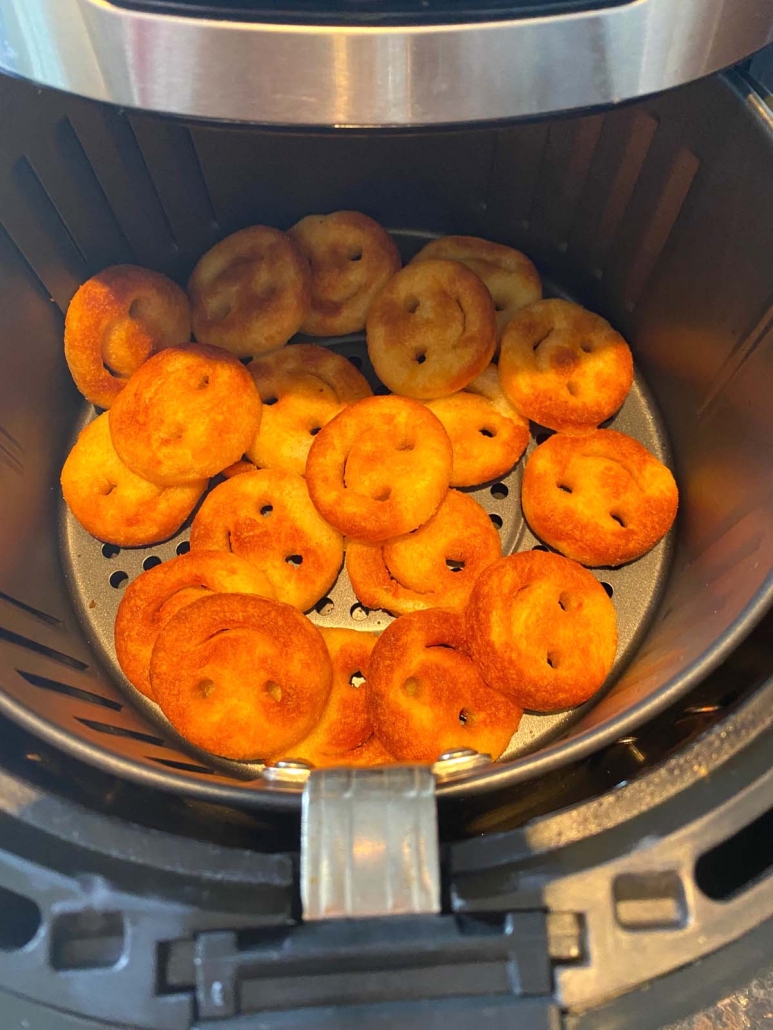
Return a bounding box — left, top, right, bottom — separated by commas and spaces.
301, 766, 440, 921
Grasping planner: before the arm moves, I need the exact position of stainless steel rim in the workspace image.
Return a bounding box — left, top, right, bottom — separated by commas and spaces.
0, 0, 771, 127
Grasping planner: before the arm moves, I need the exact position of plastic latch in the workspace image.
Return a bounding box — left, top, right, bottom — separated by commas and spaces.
179, 912, 559, 1026
301, 766, 440, 920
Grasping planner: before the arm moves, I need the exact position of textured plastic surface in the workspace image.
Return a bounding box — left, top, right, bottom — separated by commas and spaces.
0, 72, 772, 809
0, 651, 771, 1026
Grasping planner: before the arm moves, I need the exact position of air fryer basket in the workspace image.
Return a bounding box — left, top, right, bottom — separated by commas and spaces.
0, 70, 772, 810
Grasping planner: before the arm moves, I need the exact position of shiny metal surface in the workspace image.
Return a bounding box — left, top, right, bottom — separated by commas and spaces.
261, 759, 312, 784
301, 766, 440, 919
432, 747, 492, 781
0, 0, 770, 126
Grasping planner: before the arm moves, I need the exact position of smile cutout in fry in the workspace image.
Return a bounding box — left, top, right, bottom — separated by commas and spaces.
190, 468, 343, 611
247, 343, 371, 476
347, 490, 501, 615
367, 259, 497, 399
65, 264, 191, 409
149, 593, 332, 760
61, 413, 206, 547
368, 608, 522, 762
498, 299, 633, 434
115, 550, 276, 699
522, 428, 678, 567
108, 343, 262, 486
280, 627, 379, 766
306, 394, 452, 541
466, 550, 618, 711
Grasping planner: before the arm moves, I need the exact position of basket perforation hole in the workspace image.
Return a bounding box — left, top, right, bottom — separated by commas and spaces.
101, 543, 121, 559
176, 540, 190, 555
142, 555, 162, 571
532, 544, 549, 552
109, 571, 129, 589
489, 513, 503, 530
315, 596, 334, 616
601, 582, 614, 597
350, 603, 371, 622
490, 483, 508, 500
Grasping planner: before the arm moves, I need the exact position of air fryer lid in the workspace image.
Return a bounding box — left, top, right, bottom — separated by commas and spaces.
0, 0, 772, 125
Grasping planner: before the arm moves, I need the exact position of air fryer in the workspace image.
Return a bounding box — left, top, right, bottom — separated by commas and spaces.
0, 2, 772, 1027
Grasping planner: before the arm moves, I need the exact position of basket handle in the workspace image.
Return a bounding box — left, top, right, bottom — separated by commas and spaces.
301, 766, 441, 920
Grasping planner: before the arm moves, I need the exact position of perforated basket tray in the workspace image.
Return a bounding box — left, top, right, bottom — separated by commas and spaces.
60, 257, 675, 780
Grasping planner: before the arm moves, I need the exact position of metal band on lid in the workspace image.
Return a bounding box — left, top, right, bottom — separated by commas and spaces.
0, 0, 771, 126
